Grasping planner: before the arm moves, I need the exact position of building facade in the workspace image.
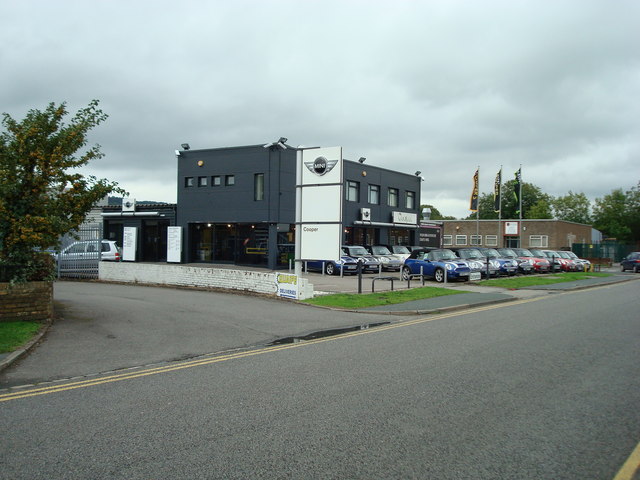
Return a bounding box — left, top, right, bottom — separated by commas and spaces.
440, 219, 593, 250
176, 143, 424, 269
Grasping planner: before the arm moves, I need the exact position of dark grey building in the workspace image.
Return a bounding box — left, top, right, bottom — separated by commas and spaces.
177, 143, 423, 269
102, 201, 177, 262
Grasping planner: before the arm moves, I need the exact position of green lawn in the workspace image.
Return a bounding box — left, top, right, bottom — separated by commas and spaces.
304, 271, 613, 309
304, 286, 466, 309
0, 321, 42, 353
477, 271, 611, 289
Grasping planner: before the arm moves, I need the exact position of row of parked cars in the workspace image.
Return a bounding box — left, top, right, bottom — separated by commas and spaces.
306, 245, 594, 283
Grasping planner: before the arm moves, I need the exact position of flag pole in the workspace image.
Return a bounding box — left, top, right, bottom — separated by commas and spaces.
476, 166, 480, 245
498, 166, 502, 246
518, 164, 522, 247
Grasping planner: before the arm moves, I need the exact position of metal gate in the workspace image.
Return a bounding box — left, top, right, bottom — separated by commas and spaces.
56, 225, 104, 279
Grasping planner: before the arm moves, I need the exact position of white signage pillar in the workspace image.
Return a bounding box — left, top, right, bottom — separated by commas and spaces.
167, 226, 182, 263
122, 227, 138, 261
294, 147, 343, 277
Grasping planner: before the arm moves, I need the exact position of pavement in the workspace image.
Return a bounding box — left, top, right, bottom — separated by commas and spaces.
1, 264, 637, 379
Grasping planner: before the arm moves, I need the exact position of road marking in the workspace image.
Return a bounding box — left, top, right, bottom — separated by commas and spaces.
0, 295, 546, 403
614, 441, 640, 480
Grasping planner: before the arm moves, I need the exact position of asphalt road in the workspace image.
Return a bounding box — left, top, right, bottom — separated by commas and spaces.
0, 281, 402, 387
1, 281, 638, 479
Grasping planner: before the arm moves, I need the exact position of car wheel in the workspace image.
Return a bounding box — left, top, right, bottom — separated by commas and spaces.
434, 268, 445, 283
325, 263, 336, 275
635, 266, 640, 274
401, 266, 411, 281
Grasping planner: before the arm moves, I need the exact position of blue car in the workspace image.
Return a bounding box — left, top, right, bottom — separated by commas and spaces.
620, 252, 640, 273
401, 248, 475, 283
306, 252, 359, 276
478, 248, 519, 276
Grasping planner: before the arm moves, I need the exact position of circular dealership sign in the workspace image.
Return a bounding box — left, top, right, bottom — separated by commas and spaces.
313, 157, 328, 175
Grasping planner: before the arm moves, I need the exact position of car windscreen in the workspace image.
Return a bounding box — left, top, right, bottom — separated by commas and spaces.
347, 247, 369, 256
431, 250, 457, 261
371, 246, 392, 255
482, 249, 500, 257
457, 249, 482, 259
498, 248, 517, 257
392, 246, 411, 254
514, 248, 534, 257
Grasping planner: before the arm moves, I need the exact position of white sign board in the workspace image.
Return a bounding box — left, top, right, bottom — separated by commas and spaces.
122, 227, 137, 261
300, 224, 343, 261
505, 222, 519, 235
298, 147, 343, 261
392, 211, 418, 225
167, 226, 182, 263
276, 273, 299, 300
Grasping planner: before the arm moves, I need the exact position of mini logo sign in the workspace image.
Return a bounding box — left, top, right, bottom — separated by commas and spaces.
304, 156, 338, 176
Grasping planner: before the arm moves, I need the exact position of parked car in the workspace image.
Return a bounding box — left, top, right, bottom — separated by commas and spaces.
449, 247, 499, 278
364, 245, 404, 271
620, 252, 640, 272
305, 251, 359, 276
401, 248, 478, 283
341, 245, 381, 273
544, 250, 582, 272
565, 251, 591, 271
55, 240, 121, 273
497, 248, 534, 274
385, 245, 412, 261
512, 248, 551, 273
477, 248, 518, 276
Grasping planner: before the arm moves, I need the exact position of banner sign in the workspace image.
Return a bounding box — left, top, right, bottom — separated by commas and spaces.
276, 273, 299, 299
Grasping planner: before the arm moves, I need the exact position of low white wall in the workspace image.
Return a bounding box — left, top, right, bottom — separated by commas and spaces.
99, 262, 314, 300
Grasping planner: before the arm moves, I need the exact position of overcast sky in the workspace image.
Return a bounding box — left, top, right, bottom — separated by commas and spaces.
1, 0, 638, 219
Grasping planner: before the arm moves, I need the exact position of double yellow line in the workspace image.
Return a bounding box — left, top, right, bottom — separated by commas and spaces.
0, 297, 542, 403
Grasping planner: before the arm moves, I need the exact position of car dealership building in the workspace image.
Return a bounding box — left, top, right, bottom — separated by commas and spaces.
176, 142, 430, 269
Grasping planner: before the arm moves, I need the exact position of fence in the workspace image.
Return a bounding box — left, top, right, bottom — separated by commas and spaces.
56, 225, 104, 279
572, 243, 636, 263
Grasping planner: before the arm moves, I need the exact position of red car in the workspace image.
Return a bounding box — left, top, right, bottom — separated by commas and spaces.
512, 248, 551, 273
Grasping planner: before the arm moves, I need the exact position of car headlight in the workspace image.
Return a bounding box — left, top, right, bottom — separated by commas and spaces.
380, 257, 390, 264
446, 263, 455, 270
490, 260, 500, 268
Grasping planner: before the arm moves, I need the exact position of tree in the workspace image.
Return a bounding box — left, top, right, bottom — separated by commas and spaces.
420, 204, 456, 220
467, 180, 552, 220
0, 100, 124, 282
527, 198, 554, 219
551, 191, 592, 224
592, 182, 640, 243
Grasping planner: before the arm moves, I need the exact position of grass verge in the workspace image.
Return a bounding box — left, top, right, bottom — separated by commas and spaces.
477, 272, 612, 289
304, 286, 467, 309
0, 321, 42, 354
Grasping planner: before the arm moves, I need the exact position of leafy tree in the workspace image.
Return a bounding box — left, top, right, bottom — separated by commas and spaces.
527, 198, 554, 219
467, 180, 552, 220
0, 100, 124, 282
551, 191, 592, 224
593, 182, 640, 243
420, 204, 456, 220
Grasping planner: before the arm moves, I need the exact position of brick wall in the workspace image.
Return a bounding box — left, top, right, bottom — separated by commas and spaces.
99, 262, 315, 300
0, 281, 53, 322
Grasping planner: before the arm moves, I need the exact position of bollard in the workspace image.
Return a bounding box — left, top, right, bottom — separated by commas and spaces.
321, 261, 325, 276
357, 259, 363, 294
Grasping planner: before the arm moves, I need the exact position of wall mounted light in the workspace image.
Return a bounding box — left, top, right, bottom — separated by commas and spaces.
197, 160, 204, 167
181, 143, 190, 150
415, 171, 421, 176
358, 157, 366, 163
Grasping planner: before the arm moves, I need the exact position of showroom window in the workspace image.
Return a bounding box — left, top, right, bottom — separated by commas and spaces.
185, 177, 194, 187
388, 188, 399, 207
455, 235, 467, 245
485, 235, 498, 246
254, 173, 264, 201
225, 175, 235, 186
529, 235, 549, 247
368, 184, 380, 204
198, 176, 208, 187
406, 191, 416, 209
212, 175, 221, 186
443, 235, 453, 246
470, 235, 481, 246
346, 181, 359, 202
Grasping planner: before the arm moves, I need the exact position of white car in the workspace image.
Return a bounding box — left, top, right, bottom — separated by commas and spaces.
365, 245, 404, 271
55, 240, 121, 273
